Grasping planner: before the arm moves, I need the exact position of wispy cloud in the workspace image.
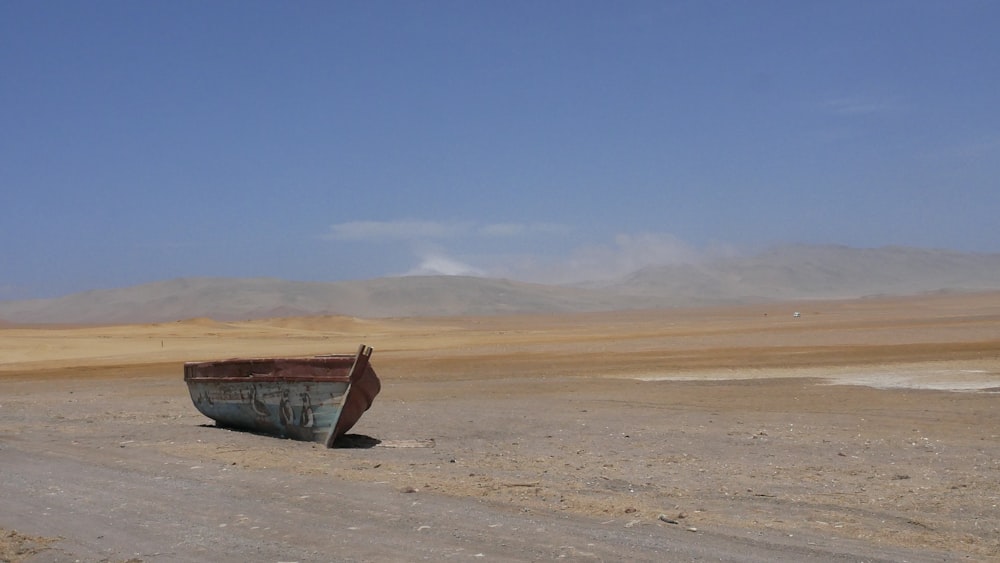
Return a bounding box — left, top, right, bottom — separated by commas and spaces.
325, 220, 471, 241
325, 220, 738, 283
397, 232, 737, 284
325, 220, 572, 241
403, 252, 485, 277
496, 233, 721, 284
476, 222, 572, 237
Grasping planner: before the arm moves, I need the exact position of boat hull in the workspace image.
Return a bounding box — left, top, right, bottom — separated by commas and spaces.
184, 347, 379, 447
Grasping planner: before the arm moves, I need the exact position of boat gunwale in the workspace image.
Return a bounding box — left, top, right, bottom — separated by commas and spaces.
183, 374, 355, 383
183, 355, 357, 367
183, 355, 368, 383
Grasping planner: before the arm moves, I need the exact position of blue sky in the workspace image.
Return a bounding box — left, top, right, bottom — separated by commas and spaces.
2, 1, 998, 299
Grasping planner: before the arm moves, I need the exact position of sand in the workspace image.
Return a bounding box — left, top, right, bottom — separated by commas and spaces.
1, 291, 998, 561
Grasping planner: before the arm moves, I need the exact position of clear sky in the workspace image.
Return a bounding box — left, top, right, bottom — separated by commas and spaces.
2, 1, 998, 299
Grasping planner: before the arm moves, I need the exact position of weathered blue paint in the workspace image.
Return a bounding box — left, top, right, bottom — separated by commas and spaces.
187, 379, 351, 444
184, 345, 379, 447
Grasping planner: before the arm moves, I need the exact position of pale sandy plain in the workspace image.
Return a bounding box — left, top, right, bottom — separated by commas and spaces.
1, 291, 999, 562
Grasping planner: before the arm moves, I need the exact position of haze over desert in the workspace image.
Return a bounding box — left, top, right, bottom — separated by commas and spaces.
2, 291, 998, 561
6, 2, 1000, 560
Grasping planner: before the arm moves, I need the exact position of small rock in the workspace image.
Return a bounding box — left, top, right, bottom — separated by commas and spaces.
624, 507, 637, 514
401, 486, 418, 493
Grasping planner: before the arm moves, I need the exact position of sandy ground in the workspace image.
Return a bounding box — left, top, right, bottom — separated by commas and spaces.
1, 291, 999, 562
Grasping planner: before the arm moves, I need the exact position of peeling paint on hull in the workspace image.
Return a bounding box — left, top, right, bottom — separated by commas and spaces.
184, 345, 379, 447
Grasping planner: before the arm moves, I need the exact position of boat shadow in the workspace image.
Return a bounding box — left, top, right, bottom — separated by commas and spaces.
198, 424, 382, 449
332, 433, 382, 448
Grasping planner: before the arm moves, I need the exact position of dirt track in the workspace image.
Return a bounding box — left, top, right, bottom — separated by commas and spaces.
2, 292, 999, 561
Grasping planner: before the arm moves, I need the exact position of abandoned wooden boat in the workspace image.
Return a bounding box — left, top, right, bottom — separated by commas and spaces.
184, 344, 380, 447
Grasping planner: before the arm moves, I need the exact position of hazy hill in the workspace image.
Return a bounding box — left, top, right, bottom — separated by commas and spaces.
0, 276, 643, 324
2, 245, 1000, 324
613, 245, 1000, 303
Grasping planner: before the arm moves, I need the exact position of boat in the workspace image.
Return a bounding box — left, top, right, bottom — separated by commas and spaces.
184, 344, 380, 447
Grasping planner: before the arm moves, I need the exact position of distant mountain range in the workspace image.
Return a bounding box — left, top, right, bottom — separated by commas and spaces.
3, 245, 1000, 324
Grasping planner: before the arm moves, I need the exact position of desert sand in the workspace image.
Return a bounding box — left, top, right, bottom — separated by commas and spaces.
1, 291, 999, 562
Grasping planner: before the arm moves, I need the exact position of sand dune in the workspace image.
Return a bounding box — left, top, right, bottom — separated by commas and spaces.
3, 291, 998, 386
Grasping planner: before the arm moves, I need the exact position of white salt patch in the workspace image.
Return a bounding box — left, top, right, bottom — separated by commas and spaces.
825, 370, 1000, 392
631, 366, 999, 392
